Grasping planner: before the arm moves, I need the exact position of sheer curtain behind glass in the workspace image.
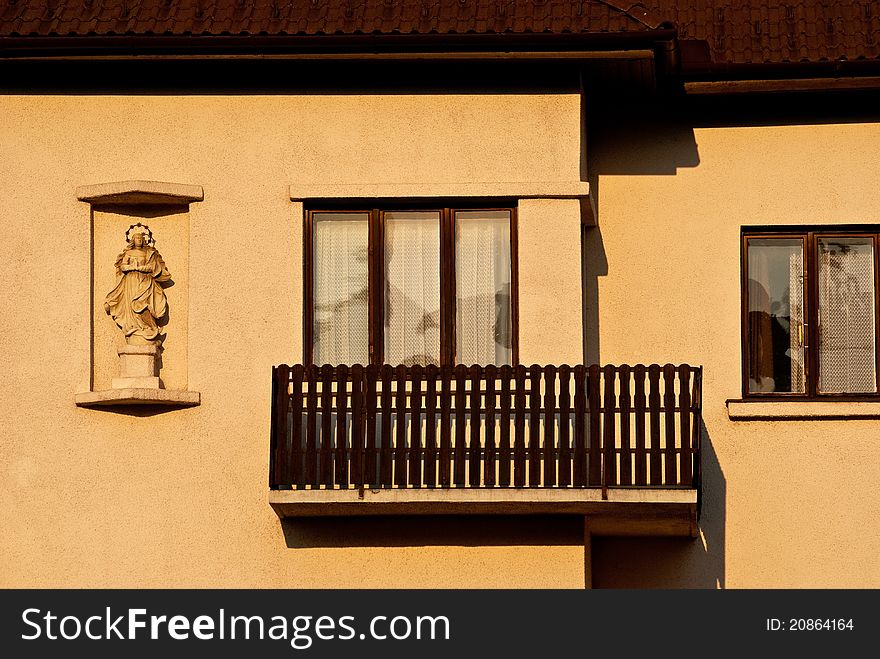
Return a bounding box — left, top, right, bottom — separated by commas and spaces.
747, 238, 806, 393
313, 213, 370, 365
818, 237, 876, 393
455, 211, 512, 365
384, 212, 441, 366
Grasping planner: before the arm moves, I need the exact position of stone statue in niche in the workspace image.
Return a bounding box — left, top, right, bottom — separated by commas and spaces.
104, 223, 171, 389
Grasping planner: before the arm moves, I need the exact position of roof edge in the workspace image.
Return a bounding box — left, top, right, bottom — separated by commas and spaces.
0, 30, 679, 60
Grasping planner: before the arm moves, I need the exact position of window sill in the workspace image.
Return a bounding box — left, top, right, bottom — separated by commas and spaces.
726, 399, 880, 420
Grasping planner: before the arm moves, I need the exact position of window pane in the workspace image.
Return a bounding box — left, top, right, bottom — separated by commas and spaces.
818, 237, 877, 393
747, 238, 806, 393
384, 211, 441, 366
455, 210, 512, 365
313, 213, 370, 365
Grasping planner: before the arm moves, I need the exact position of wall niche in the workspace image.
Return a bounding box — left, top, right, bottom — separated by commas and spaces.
75, 181, 202, 409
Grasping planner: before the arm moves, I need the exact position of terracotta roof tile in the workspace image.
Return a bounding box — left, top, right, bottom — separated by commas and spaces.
1, 1, 879, 66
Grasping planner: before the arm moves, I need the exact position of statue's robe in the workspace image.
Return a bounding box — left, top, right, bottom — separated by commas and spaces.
104, 247, 171, 343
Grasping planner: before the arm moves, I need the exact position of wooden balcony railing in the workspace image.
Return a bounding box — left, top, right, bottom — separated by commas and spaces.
270, 364, 702, 493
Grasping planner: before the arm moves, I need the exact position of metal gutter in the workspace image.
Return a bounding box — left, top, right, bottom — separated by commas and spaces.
685, 76, 880, 94
0, 31, 678, 59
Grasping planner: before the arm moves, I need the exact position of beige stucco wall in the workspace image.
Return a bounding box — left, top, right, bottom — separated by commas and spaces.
589, 121, 880, 588
518, 198, 584, 365
0, 93, 585, 588
2, 93, 879, 588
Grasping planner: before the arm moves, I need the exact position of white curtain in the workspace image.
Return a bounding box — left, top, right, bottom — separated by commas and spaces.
455, 211, 512, 365
384, 212, 441, 366
313, 214, 370, 365
819, 238, 876, 393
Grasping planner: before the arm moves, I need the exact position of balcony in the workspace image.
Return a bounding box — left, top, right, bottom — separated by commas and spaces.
269, 363, 702, 536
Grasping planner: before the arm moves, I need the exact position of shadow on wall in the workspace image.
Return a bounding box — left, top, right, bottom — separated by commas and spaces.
582, 225, 608, 367
581, 99, 701, 365
282, 515, 584, 548
591, 422, 726, 589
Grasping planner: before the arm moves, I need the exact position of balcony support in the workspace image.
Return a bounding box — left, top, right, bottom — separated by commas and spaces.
269, 487, 698, 537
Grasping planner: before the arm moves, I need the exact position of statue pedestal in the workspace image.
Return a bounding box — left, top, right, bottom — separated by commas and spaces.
112, 344, 162, 389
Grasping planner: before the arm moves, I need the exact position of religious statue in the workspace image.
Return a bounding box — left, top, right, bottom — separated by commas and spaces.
104, 223, 171, 345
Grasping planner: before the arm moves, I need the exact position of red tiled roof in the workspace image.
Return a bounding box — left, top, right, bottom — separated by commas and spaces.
0, 1, 663, 37
648, 1, 880, 65
0, 1, 878, 67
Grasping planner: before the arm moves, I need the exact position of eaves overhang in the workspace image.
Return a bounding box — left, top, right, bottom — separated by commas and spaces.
0, 30, 678, 61
678, 38, 880, 93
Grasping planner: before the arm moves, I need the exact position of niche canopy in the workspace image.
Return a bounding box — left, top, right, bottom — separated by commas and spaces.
76, 180, 204, 206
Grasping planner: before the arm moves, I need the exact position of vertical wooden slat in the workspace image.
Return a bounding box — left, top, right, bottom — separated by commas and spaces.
618, 364, 632, 486
558, 365, 572, 487
468, 365, 483, 487
269, 366, 279, 488
663, 363, 677, 485
394, 364, 408, 488
587, 364, 601, 486
334, 364, 349, 488
424, 364, 438, 488
513, 365, 527, 487
678, 365, 692, 486
290, 365, 304, 489
305, 365, 319, 488
380, 365, 393, 487
320, 364, 334, 487
498, 364, 513, 487
439, 365, 453, 487
572, 365, 587, 487
453, 365, 468, 486
543, 365, 558, 487
484, 364, 497, 488
409, 364, 424, 488
270, 365, 290, 489
528, 365, 542, 487
648, 364, 662, 486
364, 364, 378, 488
349, 364, 364, 489
691, 367, 703, 490
602, 365, 617, 487
633, 364, 647, 486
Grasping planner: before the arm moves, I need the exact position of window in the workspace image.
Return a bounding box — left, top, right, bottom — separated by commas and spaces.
742, 228, 880, 398
305, 205, 517, 367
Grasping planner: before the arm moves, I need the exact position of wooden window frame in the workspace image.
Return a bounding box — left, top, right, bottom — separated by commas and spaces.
741, 226, 880, 400
304, 203, 519, 368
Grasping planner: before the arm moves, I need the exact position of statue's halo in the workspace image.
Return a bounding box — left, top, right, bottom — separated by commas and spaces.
125, 222, 154, 246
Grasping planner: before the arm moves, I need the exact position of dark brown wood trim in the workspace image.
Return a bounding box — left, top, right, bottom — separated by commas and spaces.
303, 210, 315, 366
441, 207, 455, 367
875, 233, 880, 395
510, 205, 520, 367
742, 227, 880, 400
370, 208, 381, 366
305, 203, 519, 368
806, 231, 818, 397
740, 232, 749, 399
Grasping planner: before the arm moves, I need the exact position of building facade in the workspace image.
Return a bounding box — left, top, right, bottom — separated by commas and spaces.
2, 1, 879, 588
